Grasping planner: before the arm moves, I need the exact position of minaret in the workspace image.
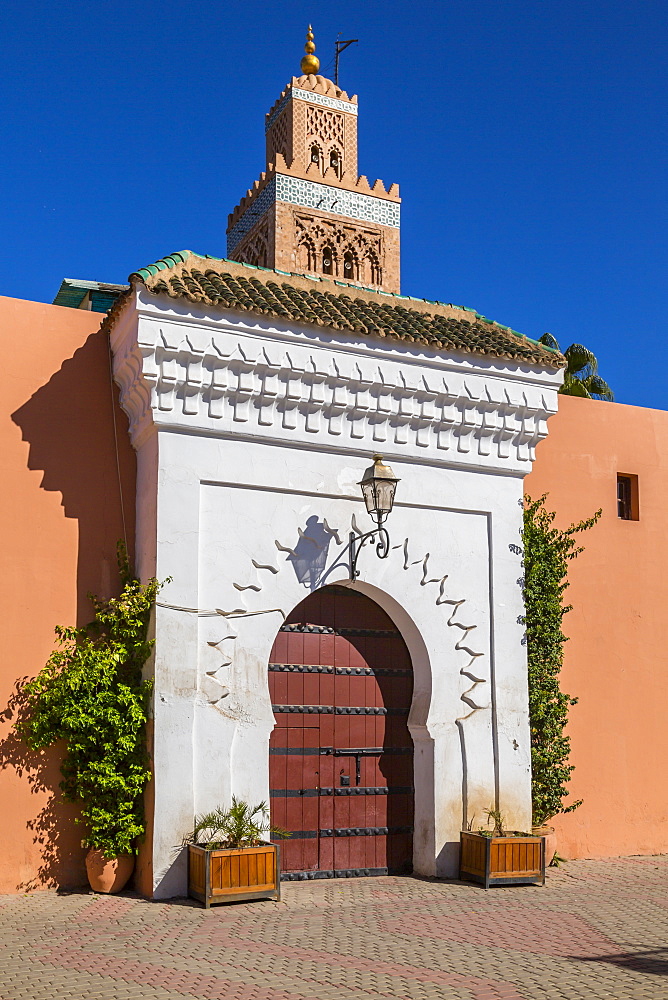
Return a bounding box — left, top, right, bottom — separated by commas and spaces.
227, 27, 401, 293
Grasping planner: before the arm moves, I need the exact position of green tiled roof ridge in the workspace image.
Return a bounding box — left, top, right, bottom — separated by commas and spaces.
128, 250, 556, 351
130, 250, 193, 282
128, 251, 518, 331
121, 251, 564, 370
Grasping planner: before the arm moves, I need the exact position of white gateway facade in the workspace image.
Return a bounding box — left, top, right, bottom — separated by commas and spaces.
109, 253, 562, 897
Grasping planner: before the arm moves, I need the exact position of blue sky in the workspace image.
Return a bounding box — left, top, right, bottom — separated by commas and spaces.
1, 0, 666, 409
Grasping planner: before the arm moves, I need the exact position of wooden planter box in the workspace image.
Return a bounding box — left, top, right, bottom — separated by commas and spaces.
188, 843, 280, 907
460, 831, 544, 888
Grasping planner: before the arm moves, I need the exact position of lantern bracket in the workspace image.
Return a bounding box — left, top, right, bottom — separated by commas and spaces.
349, 523, 391, 579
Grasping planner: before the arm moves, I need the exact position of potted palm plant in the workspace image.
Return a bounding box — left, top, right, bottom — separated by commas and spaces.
459, 809, 545, 889
185, 798, 288, 908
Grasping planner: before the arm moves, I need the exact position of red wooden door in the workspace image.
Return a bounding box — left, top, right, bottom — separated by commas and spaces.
269, 586, 414, 879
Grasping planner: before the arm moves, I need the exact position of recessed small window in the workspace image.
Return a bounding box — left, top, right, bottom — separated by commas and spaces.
329, 149, 342, 177
617, 474, 639, 520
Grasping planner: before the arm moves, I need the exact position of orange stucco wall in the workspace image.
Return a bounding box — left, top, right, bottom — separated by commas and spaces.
0, 295, 135, 892
526, 393, 668, 860
1, 293, 665, 890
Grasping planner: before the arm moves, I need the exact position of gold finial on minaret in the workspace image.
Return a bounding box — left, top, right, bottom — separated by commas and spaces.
300, 24, 320, 75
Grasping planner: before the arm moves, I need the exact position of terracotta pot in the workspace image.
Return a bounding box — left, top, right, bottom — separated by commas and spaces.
532, 826, 557, 866
85, 849, 134, 894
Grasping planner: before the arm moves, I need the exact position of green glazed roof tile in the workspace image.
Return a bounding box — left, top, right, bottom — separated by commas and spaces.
118, 252, 564, 369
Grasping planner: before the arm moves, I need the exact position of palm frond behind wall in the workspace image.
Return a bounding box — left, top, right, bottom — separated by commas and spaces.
539, 334, 614, 401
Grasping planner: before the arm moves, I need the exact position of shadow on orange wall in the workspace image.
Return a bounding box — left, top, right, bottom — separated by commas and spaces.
0, 692, 83, 891
0, 297, 135, 892
11, 333, 135, 620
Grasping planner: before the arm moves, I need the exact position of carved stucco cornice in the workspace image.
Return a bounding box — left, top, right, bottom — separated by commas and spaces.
111, 292, 562, 472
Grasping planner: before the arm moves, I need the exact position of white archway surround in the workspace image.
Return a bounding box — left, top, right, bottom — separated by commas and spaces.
111, 286, 562, 897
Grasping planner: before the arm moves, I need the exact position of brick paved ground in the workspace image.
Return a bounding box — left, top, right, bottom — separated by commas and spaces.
1, 856, 667, 1000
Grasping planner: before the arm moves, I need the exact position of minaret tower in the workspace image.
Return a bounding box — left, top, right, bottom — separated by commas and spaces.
227, 27, 401, 293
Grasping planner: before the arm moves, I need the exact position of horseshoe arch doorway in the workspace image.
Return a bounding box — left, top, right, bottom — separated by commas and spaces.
268, 585, 414, 880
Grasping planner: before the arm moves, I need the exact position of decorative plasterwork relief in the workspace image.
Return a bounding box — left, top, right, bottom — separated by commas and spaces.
267, 109, 290, 164
200, 515, 487, 725
201, 617, 237, 707
112, 320, 557, 471
306, 105, 345, 146
294, 214, 384, 285
380, 528, 488, 722
231, 217, 270, 268
266, 87, 358, 132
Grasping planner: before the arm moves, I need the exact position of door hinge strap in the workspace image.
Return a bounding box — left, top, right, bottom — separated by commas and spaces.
270, 786, 414, 797
282, 867, 412, 880
272, 705, 409, 716
269, 662, 412, 677
280, 624, 400, 637
281, 827, 413, 840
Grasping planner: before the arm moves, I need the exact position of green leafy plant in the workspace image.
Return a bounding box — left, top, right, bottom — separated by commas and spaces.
522, 495, 601, 826
16, 544, 161, 859
184, 797, 290, 850
539, 333, 614, 400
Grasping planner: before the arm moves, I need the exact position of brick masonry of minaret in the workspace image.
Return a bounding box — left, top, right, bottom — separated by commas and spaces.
265, 80, 359, 183
227, 74, 401, 294
232, 202, 400, 295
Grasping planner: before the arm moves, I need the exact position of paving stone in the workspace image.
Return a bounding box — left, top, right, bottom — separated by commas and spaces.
0, 857, 667, 999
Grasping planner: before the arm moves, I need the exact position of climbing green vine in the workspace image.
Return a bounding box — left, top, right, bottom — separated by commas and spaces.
522, 495, 600, 827
16, 545, 162, 858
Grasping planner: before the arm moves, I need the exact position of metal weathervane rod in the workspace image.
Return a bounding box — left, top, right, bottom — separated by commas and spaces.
334, 34, 358, 86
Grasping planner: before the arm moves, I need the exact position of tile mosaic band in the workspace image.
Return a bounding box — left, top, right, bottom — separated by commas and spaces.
266, 87, 358, 132
227, 178, 277, 254
227, 174, 400, 254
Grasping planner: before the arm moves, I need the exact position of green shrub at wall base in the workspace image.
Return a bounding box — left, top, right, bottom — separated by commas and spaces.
522, 495, 600, 827
16, 544, 162, 859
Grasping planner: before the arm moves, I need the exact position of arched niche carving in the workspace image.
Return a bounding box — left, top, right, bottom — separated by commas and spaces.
342, 248, 358, 281
297, 236, 317, 272
322, 244, 336, 276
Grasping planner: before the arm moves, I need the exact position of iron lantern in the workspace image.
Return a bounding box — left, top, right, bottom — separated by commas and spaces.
358, 455, 400, 526
350, 455, 400, 578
